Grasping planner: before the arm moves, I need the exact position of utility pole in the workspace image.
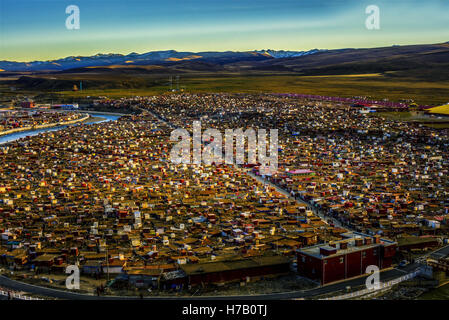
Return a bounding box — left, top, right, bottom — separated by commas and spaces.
105, 246, 110, 282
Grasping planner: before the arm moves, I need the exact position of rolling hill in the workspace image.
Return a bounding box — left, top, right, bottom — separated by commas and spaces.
1, 42, 449, 104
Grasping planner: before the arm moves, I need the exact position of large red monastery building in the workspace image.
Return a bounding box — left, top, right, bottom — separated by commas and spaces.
297, 232, 397, 285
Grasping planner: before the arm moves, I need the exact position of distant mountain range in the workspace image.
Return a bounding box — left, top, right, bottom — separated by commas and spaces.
255, 49, 322, 58
2, 42, 449, 93
0, 49, 325, 72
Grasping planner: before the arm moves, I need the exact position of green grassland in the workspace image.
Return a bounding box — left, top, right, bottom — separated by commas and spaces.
373, 111, 449, 129
2, 73, 449, 106
55, 74, 449, 105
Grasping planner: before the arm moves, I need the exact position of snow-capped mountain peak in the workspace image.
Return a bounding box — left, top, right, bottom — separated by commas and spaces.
255, 49, 324, 58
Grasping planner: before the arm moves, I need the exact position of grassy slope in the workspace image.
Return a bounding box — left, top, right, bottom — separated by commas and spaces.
428, 104, 449, 115
51, 74, 449, 105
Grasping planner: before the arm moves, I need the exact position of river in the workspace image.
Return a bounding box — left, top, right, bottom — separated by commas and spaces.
0, 113, 120, 145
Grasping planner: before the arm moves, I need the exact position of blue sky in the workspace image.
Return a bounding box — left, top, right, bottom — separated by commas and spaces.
0, 0, 448, 61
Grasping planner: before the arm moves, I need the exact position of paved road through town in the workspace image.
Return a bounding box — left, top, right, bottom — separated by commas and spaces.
0, 263, 420, 300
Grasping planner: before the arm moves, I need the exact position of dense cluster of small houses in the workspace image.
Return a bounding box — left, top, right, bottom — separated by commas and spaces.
0, 93, 447, 292
0, 110, 83, 134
